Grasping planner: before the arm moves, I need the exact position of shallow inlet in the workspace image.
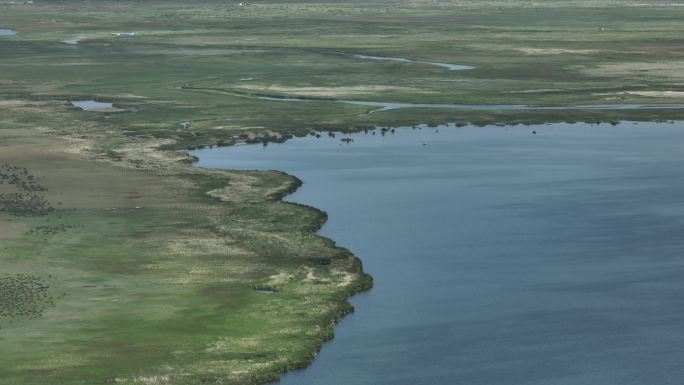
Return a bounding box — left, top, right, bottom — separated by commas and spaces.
194, 121, 684, 385
0, 29, 17, 36
353, 54, 475, 71
71, 100, 113, 111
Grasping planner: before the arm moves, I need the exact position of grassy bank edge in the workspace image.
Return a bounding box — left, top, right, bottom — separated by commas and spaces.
179, 149, 376, 384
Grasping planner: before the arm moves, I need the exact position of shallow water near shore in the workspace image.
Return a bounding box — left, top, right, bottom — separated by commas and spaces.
194, 122, 684, 385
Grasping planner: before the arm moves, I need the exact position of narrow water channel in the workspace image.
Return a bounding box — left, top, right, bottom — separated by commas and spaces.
257, 95, 684, 113
353, 54, 475, 70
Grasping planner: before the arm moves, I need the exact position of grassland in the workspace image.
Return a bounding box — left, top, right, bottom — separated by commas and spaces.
2, 0, 684, 384
0, 100, 371, 384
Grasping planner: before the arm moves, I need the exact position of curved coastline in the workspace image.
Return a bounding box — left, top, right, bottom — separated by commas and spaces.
191, 155, 373, 384
192, 122, 684, 385
7, 1, 684, 383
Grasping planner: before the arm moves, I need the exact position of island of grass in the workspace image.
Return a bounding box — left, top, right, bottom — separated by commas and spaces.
2, 0, 684, 383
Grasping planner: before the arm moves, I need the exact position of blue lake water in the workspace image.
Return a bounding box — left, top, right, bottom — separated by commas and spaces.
0, 29, 17, 36
193, 122, 684, 385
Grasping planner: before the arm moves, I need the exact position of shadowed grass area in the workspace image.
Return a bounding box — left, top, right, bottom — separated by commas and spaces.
2, 0, 684, 383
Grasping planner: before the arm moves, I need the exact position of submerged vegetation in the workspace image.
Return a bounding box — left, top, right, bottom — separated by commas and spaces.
2, 0, 684, 383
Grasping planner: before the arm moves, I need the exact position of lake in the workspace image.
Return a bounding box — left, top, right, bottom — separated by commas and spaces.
0, 29, 17, 36
193, 122, 684, 385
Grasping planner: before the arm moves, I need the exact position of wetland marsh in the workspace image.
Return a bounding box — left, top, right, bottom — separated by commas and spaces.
3, 0, 684, 383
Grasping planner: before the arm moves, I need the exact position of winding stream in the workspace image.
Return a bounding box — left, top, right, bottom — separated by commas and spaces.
353, 54, 475, 71
340, 101, 684, 113
258, 96, 684, 113
194, 121, 684, 385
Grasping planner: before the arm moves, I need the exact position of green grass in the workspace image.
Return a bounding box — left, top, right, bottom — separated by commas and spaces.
0, 163, 369, 384
2, 0, 684, 383
4, 0, 684, 147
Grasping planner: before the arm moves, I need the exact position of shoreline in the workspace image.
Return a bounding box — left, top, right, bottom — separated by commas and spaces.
192, 121, 684, 384
190, 161, 373, 384
6, 0, 684, 382
4, 94, 684, 384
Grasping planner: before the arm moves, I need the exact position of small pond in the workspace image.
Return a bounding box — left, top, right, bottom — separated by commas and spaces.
71, 100, 113, 111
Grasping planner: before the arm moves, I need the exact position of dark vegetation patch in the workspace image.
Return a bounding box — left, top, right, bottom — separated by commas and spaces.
0, 164, 53, 216
0, 274, 54, 322
27, 223, 80, 236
